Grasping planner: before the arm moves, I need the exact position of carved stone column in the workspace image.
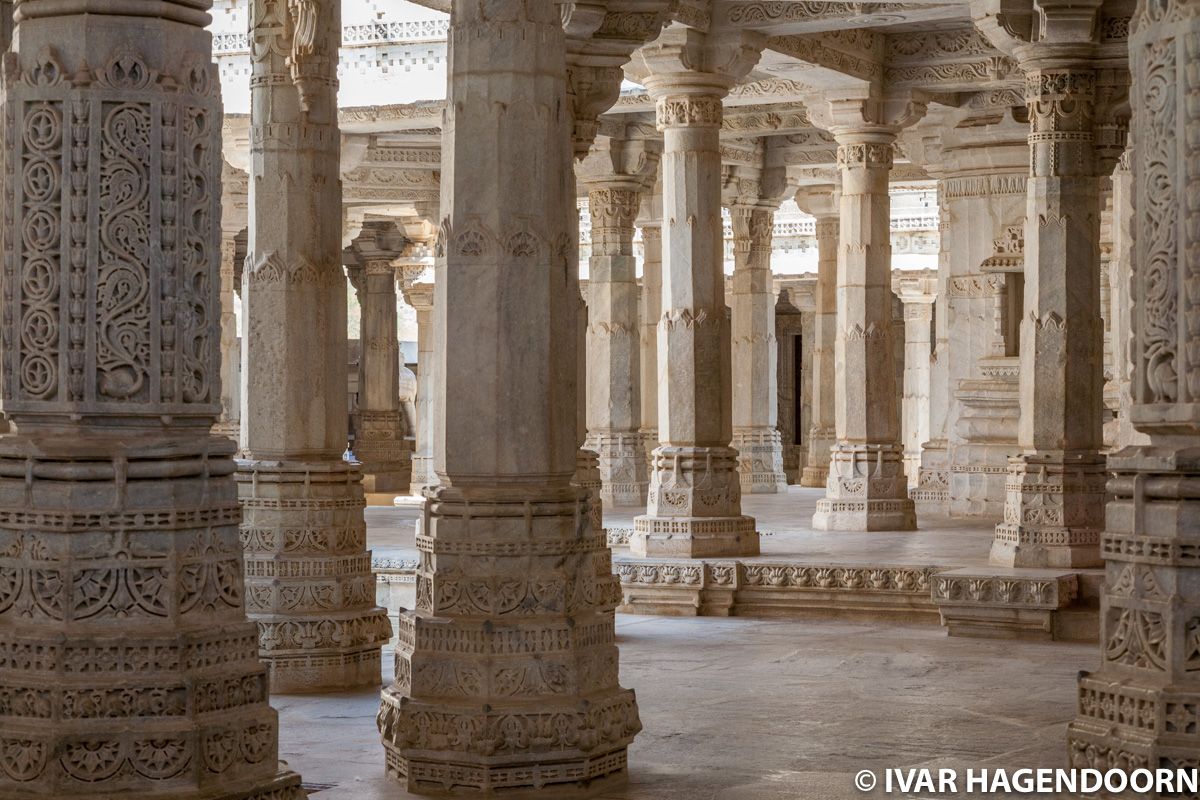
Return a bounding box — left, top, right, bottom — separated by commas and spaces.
1068, 0, 1199, 773
730, 203, 788, 493
239, 0, 388, 691
638, 184, 663, 460
991, 51, 1119, 567
402, 282, 436, 495
811, 119, 917, 531
376, 1, 640, 792
911, 196, 952, 510
214, 230, 242, 440
795, 191, 839, 488
0, 2, 304, 797
1109, 147, 1148, 451
628, 28, 763, 557
344, 220, 413, 494
216, 161, 247, 442
897, 281, 936, 488
580, 137, 658, 508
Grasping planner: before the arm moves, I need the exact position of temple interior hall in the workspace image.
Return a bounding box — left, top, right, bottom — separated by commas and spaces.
0, 0, 1196, 798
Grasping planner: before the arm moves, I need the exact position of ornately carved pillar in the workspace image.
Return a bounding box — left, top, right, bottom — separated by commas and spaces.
812, 126, 917, 531
730, 203, 788, 493
345, 220, 413, 494
0, 1, 304, 796
991, 56, 1115, 567
376, 0, 640, 792
1068, 0, 1200, 774
402, 282, 436, 495
911, 194, 952, 510
795, 190, 839, 488
638, 183, 663, 461
629, 28, 763, 557
239, 0, 388, 691
583, 176, 652, 507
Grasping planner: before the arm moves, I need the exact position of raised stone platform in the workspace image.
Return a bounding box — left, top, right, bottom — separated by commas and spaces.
367, 489, 1101, 642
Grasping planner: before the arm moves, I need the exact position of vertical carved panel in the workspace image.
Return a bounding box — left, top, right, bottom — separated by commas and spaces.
3, 49, 221, 420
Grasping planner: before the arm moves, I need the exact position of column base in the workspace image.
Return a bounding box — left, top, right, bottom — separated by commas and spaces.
237, 458, 391, 693
355, 411, 413, 493
911, 441, 950, 514
732, 427, 788, 494
379, 689, 637, 797
573, 448, 605, 533
631, 515, 759, 558
409, 454, 435, 497
212, 420, 240, 441
800, 428, 834, 488
0, 768, 306, 800
811, 443, 916, 531
378, 485, 638, 797
990, 452, 1107, 568
591, 431, 649, 508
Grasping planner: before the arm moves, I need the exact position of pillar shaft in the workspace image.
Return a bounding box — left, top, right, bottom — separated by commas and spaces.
901, 296, 935, 488
912, 199, 952, 510
215, 232, 241, 440
992, 65, 1110, 567
802, 212, 839, 487
813, 135, 916, 531
347, 223, 413, 494
239, 0, 388, 691
0, 1, 302, 796
586, 185, 649, 507
639, 219, 662, 455
633, 89, 758, 557
1068, 0, 1200, 772
376, 2, 640, 792
403, 282, 436, 496
730, 205, 788, 493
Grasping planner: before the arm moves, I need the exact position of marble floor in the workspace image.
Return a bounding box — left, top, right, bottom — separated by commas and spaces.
371, 487, 1000, 568
276, 614, 1095, 800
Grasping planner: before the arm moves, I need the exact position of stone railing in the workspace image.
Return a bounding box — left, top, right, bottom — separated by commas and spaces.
212, 18, 450, 55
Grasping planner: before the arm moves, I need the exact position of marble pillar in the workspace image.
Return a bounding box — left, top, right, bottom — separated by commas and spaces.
795, 191, 840, 488
583, 172, 654, 507
1109, 148, 1149, 451
376, 1, 640, 792
215, 229, 242, 441
345, 220, 414, 494
1068, 0, 1200, 772
730, 205, 789, 494
638, 186, 663, 461
936, 122, 1028, 519
911, 197, 952, 511
402, 282, 436, 495
239, 0, 389, 691
812, 128, 916, 531
898, 287, 935, 489
991, 57, 1116, 567
630, 29, 763, 558
0, 1, 304, 796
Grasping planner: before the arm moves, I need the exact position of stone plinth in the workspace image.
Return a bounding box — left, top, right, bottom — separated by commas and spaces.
237, 461, 390, 691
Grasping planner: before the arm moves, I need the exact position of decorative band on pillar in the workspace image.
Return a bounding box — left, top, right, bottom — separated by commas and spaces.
654, 95, 723, 129
835, 141, 895, 169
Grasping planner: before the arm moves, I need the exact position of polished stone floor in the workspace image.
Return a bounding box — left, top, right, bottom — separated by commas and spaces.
373, 487, 998, 568
277, 614, 1094, 799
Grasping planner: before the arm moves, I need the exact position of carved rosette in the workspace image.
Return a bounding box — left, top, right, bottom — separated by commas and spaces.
1068, 0, 1200, 777
0, 7, 301, 798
